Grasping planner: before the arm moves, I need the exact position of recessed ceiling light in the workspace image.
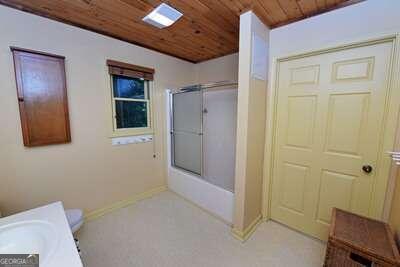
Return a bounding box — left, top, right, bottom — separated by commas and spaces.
143, 3, 183, 29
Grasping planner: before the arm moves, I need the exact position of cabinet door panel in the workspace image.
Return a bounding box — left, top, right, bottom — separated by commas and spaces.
12, 48, 70, 147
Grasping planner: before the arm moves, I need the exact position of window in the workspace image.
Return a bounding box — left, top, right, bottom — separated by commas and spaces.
113, 75, 149, 129
107, 60, 154, 137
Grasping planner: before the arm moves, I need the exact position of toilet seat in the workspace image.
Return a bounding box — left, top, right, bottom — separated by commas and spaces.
65, 209, 84, 233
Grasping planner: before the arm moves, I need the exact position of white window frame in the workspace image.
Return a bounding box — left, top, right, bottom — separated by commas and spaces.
109, 75, 154, 137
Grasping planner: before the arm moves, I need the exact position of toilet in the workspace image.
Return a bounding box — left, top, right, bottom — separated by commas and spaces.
65, 209, 84, 234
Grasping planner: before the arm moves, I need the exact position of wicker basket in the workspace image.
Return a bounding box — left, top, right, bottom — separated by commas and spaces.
324, 208, 400, 267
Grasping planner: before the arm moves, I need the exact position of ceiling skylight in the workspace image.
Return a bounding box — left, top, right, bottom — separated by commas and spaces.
142, 3, 183, 29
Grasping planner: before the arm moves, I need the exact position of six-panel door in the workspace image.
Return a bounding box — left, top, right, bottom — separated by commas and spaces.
271, 41, 393, 240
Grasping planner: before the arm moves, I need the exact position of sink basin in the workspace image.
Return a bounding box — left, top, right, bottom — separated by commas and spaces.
0, 220, 59, 265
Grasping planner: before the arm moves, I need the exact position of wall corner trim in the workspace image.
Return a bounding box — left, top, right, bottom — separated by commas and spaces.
85, 185, 167, 222
231, 214, 263, 242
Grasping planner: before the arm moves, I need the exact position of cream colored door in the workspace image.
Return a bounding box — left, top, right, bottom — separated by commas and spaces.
271, 41, 394, 240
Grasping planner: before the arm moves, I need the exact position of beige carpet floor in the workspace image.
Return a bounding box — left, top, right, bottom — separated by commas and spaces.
77, 191, 326, 267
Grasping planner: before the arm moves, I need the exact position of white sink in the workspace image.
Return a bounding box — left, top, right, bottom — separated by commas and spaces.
0, 202, 82, 267
0, 220, 59, 265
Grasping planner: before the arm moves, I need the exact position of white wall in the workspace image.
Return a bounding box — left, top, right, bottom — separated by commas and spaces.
270, 0, 400, 59
195, 53, 238, 84
0, 5, 196, 215
234, 11, 270, 234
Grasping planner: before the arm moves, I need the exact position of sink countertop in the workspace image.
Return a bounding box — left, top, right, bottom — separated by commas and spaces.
0, 202, 83, 267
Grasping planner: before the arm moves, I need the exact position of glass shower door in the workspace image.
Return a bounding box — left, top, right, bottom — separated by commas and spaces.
171, 90, 203, 175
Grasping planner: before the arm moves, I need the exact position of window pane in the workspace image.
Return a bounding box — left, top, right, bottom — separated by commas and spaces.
115, 100, 148, 129
113, 75, 146, 99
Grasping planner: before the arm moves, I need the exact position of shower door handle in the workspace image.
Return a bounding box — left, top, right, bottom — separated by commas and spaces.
170, 131, 203, 135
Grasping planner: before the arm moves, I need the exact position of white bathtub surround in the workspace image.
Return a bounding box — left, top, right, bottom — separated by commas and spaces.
166, 88, 236, 224
0, 202, 82, 267
168, 167, 234, 224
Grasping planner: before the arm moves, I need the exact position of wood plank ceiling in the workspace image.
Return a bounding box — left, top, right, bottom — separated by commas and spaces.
0, 0, 363, 63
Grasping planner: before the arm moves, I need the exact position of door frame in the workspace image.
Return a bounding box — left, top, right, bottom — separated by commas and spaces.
262, 34, 400, 223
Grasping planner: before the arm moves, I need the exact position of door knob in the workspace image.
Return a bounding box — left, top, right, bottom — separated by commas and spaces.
362, 165, 373, 174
